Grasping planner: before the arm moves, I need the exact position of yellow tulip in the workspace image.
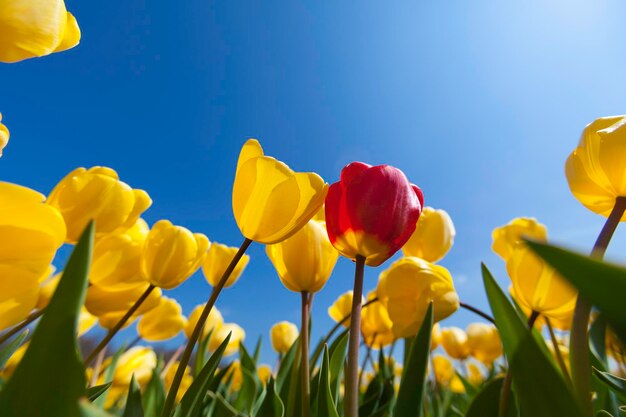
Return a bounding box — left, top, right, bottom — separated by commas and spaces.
1, 342, 28, 379
266, 220, 338, 293
90, 218, 149, 289
467, 363, 484, 386
566, 116, 626, 218
164, 362, 192, 403
36, 271, 60, 309
328, 290, 364, 328
232, 139, 328, 244
47, 167, 152, 243
270, 321, 299, 354
466, 323, 502, 364
184, 304, 223, 339
492, 217, 547, 261
137, 297, 186, 342
141, 220, 209, 289
209, 323, 245, 357
0, 113, 9, 156
431, 323, 442, 351
450, 375, 466, 393
78, 307, 97, 336
432, 355, 454, 386
0, 182, 66, 330
361, 291, 394, 348
257, 364, 273, 385
402, 207, 455, 263
506, 246, 577, 317
226, 360, 243, 391
85, 282, 162, 317
0, 0, 80, 63
440, 327, 470, 360
376, 257, 459, 338
110, 346, 157, 387
202, 242, 250, 288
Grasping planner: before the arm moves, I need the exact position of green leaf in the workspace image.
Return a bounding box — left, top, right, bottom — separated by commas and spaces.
315, 346, 339, 417
253, 336, 263, 364
278, 337, 301, 417
193, 330, 213, 378
122, 375, 144, 417
455, 370, 478, 398
526, 241, 626, 344
79, 399, 117, 417
276, 336, 298, 393
482, 263, 585, 417
255, 378, 285, 417
239, 341, 257, 374
86, 383, 112, 402
593, 368, 626, 397
465, 377, 504, 417
393, 302, 433, 417
208, 392, 242, 417
327, 330, 349, 402
141, 369, 165, 417
0, 222, 94, 417
94, 344, 126, 409
0, 330, 29, 370
233, 367, 259, 414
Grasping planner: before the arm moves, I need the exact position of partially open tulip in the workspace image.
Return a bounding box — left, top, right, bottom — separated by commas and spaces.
232, 139, 328, 244
328, 291, 364, 328
0, 113, 9, 156
440, 327, 470, 360
431, 323, 442, 351
78, 308, 97, 336
164, 362, 192, 403
266, 220, 338, 293
466, 323, 502, 365
36, 271, 60, 309
467, 363, 484, 386
202, 242, 250, 288
110, 346, 157, 388
0, 0, 81, 63
85, 282, 162, 317
0, 182, 66, 330
361, 291, 394, 348
47, 167, 152, 243
257, 364, 272, 385
142, 220, 209, 289
377, 257, 459, 338
492, 217, 547, 261
432, 355, 454, 386
325, 162, 423, 267
270, 321, 299, 354
209, 323, 245, 357
566, 116, 626, 218
185, 304, 223, 339
402, 207, 455, 263
226, 361, 243, 392
137, 297, 186, 342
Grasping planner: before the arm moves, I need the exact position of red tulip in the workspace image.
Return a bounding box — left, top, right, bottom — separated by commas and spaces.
325, 162, 424, 267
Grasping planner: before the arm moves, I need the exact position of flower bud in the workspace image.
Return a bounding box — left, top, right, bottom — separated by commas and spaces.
209, 323, 245, 357
137, 297, 186, 342
402, 207, 455, 263
466, 323, 502, 364
202, 242, 250, 288
270, 321, 299, 354
184, 304, 223, 339
440, 327, 470, 360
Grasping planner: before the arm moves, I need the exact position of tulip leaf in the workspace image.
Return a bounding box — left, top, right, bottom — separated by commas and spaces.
0, 222, 94, 417
86, 383, 112, 402
233, 367, 259, 414
465, 377, 504, 417
0, 330, 29, 370
455, 370, 478, 397
255, 378, 285, 417
174, 332, 231, 417
239, 341, 257, 374
79, 399, 117, 417
122, 375, 144, 417
276, 336, 298, 393
253, 336, 262, 364
193, 330, 213, 378
94, 344, 126, 409
278, 337, 301, 417
525, 241, 626, 344
482, 263, 585, 417
315, 346, 339, 417
207, 392, 242, 417
593, 368, 626, 397
141, 369, 165, 417
393, 302, 433, 417
327, 330, 349, 402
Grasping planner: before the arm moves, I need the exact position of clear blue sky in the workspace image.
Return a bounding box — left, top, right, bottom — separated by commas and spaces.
2, 0, 626, 364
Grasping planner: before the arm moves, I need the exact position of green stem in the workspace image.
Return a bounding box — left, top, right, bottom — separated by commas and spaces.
300, 291, 311, 417
160, 238, 252, 417
0, 308, 45, 346
344, 255, 366, 417
84, 284, 156, 364
459, 301, 496, 325
545, 317, 571, 385
571, 196, 626, 417
358, 340, 373, 391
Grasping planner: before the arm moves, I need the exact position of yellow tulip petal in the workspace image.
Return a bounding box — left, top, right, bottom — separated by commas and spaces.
53, 12, 80, 52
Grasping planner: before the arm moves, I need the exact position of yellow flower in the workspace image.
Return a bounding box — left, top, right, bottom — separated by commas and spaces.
202, 242, 250, 288
432, 355, 454, 386
141, 220, 209, 289
164, 362, 193, 403
328, 290, 364, 328
1, 342, 27, 379
137, 297, 187, 342
184, 304, 223, 339
36, 270, 60, 309
492, 217, 547, 261
232, 139, 328, 244
466, 323, 502, 365
85, 282, 162, 317
361, 291, 394, 348
226, 360, 243, 392
257, 364, 272, 385
47, 167, 152, 243
431, 323, 442, 351
440, 327, 470, 360
506, 246, 577, 317
110, 346, 157, 387
376, 257, 459, 338
0, 113, 9, 156
270, 321, 299, 354
90, 218, 149, 289
78, 307, 97, 336
209, 323, 245, 357
402, 207, 455, 263
566, 116, 626, 218
0, 0, 80, 63
266, 219, 338, 293
467, 363, 484, 386
0, 182, 66, 330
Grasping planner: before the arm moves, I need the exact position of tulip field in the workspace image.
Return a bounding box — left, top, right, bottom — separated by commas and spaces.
3, 3, 626, 417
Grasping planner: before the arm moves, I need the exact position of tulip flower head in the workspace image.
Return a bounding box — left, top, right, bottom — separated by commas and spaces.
85, 282, 162, 318
361, 291, 394, 348
492, 217, 547, 261
328, 290, 364, 328
440, 327, 471, 360
257, 364, 273, 385
47, 167, 152, 243
566, 116, 626, 219
270, 321, 299, 354
111, 346, 157, 387
0, 113, 9, 156
0, 0, 81, 63
466, 323, 502, 365
432, 355, 454, 386
209, 323, 245, 357
164, 362, 193, 403
185, 304, 223, 339
232, 139, 328, 244
137, 297, 187, 342
402, 207, 455, 263
325, 162, 423, 267
202, 242, 250, 288
266, 219, 338, 293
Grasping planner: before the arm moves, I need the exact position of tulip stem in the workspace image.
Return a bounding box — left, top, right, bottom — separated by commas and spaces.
300, 291, 312, 417
0, 308, 44, 346
571, 196, 626, 417
344, 255, 366, 417
545, 317, 571, 385
499, 310, 539, 417
459, 301, 496, 325
85, 284, 156, 365
161, 238, 252, 417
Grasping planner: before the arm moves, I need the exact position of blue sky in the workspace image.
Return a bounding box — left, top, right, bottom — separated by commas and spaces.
2, 0, 626, 364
